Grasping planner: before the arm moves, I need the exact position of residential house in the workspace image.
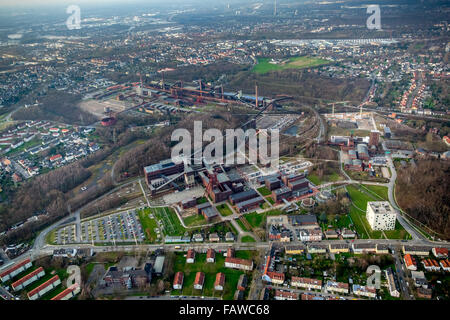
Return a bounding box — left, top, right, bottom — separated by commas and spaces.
194, 272, 205, 290
206, 248, 215, 263
422, 259, 440, 272
432, 247, 448, 259
284, 245, 306, 255
186, 249, 196, 263
173, 272, 184, 290
352, 284, 376, 298
325, 281, 349, 294
291, 277, 322, 291
329, 243, 350, 254
275, 290, 298, 301
404, 254, 417, 271
214, 273, 225, 291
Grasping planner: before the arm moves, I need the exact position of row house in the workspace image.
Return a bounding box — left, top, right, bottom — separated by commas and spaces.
291, 277, 322, 291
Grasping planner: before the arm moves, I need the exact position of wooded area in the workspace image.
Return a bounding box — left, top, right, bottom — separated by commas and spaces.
396, 159, 450, 239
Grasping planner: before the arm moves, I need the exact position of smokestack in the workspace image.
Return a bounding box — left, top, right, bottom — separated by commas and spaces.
221, 85, 224, 101
255, 84, 258, 108
162, 72, 165, 90
199, 79, 202, 97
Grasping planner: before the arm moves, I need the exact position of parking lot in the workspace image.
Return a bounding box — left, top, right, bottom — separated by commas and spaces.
56, 210, 145, 244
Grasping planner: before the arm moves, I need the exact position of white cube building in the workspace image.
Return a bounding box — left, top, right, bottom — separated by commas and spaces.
366, 201, 396, 231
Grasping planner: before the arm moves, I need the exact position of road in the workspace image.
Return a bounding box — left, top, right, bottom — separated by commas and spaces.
393, 246, 413, 300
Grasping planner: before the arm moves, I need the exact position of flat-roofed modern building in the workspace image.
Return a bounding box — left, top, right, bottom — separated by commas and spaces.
366, 201, 396, 230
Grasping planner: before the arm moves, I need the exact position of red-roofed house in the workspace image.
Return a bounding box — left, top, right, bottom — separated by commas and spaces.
186, 249, 195, 263
49, 154, 62, 162
265, 271, 285, 285
173, 272, 184, 290
214, 273, 225, 291
404, 254, 417, 271
225, 257, 253, 271
0, 259, 32, 282
51, 283, 80, 300
275, 290, 298, 300
11, 267, 45, 291
291, 277, 322, 291
194, 272, 205, 290
27, 275, 61, 300
206, 248, 215, 263
422, 259, 440, 272
432, 247, 448, 259
439, 260, 450, 272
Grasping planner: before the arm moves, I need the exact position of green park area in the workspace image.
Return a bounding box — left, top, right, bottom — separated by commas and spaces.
171, 251, 256, 300
243, 209, 284, 229
183, 214, 207, 227
346, 185, 410, 240
137, 208, 159, 242
308, 171, 341, 186
241, 236, 256, 243
235, 218, 249, 232
252, 56, 330, 74
217, 203, 233, 217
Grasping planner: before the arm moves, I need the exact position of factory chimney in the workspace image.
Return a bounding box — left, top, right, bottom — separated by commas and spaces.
255, 84, 258, 108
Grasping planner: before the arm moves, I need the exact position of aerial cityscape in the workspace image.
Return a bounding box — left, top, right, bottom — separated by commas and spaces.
0, 0, 449, 307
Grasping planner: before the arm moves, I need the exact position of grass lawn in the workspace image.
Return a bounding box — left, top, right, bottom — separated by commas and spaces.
360, 184, 389, 201
243, 209, 284, 229
235, 218, 249, 232
243, 212, 264, 229
171, 252, 255, 300
196, 197, 208, 204
346, 185, 409, 239
267, 197, 275, 205
183, 214, 207, 227
152, 207, 185, 236
308, 174, 322, 185
309, 172, 341, 186
257, 186, 272, 196
241, 236, 256, 243
137, 208, 158, 242
46, 230, 57, 245
252, 56, 329, 74
216, 203, 233, 217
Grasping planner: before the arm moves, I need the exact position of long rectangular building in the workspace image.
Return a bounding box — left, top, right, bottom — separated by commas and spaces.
225, 257, 253, 271
229, 189, 258, 205
27, 275, 61, 300
51, 283, 80, 300
11, 267, 45, 291
0, 258, 32, 283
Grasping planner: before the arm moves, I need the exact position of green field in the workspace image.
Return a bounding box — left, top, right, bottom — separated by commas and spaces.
257, 186, 272, 196
216, 203, 233, 217
243, 209, 283, 229
152, 207, 185, 236
235, 218, 249, 232
171, 251, 255, 300
360, 184, 389, 201
183, 214, 207, 227
241, 236, 256, 243
252, 56, 330, 74
137, 208, 159, 242
346, 185, 409, 239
